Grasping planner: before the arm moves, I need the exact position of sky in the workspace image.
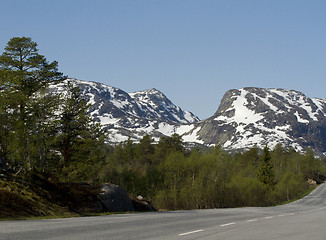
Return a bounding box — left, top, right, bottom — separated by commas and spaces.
1, 0, 326, 119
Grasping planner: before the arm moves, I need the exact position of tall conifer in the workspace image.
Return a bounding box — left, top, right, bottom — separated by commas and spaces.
0, 37, 64, 171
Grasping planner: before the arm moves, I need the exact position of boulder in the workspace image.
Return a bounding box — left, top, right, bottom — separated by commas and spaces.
97, 184, 135, 212
132, 195, 155, 212
307, 178, 317, 186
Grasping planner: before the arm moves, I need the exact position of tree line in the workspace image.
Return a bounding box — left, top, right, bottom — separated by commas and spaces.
98, 135, 326, 209
1, 37, 325, 211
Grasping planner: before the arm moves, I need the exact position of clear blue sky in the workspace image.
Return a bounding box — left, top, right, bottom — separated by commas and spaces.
1, 0, 326, 119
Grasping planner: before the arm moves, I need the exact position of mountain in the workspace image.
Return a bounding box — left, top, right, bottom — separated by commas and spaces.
50, 80, 326, 156
185, 87, 326, 156
49, 79, 199, 143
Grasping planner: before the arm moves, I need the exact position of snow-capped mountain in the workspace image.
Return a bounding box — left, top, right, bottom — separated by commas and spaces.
185, 87, 326, 156
49, 79, 326, 156
49, 79, 199, 143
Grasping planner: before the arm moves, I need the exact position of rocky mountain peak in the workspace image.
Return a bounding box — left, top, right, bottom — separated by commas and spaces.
49, 79, 200, 143
191, 87, 326, 156
130, 87, 199, 124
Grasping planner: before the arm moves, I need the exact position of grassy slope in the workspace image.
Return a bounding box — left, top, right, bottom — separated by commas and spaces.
0, 172, 100, 220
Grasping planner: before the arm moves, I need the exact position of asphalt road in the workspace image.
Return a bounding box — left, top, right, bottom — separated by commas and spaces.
1, 183, 326, 240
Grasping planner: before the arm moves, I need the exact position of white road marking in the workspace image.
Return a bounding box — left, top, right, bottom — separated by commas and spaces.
246, 219, 258, 222
264, 216, 274, 219
179, 229, 204, 236
220, 222, 236, 227
278, 214, 285, 217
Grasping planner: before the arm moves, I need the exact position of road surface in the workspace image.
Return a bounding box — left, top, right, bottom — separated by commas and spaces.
1, 183, 326, 240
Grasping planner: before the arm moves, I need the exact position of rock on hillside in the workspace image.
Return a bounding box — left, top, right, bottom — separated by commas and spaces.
97, 184, 134, 212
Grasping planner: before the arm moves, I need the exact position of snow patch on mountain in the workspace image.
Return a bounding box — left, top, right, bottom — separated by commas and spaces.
214, 89, 264, 124
181, 127, 204, 144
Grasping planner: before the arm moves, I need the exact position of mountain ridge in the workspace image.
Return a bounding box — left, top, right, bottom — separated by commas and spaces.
50, 79, 326, 157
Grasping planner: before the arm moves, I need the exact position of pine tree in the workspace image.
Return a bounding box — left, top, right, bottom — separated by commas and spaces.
137, 134, 155, 166
0, 37, 64, 171
54, 81, 106, 171
258, 145, 275, 189
0, 69, 21, 170
28, 89, 61, 171
156, 133, 185, 160
0, 75, 10, 169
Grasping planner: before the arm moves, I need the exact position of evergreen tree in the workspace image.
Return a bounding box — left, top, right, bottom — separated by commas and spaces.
28, 89, 61, 171
137, 134, 155, 166
0, 69, 22, 170
258, 145, 275, 189
0, 37, 64, 171
155, 133, 184, 160
54, 81, 106, 171
0, 77, 10, 169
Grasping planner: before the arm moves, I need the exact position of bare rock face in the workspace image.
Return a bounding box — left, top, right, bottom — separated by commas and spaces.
97, 184, 134, 212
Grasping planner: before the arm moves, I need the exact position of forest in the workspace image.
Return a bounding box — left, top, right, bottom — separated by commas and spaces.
97, 135, 326, 209
1, 37, 326, 212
